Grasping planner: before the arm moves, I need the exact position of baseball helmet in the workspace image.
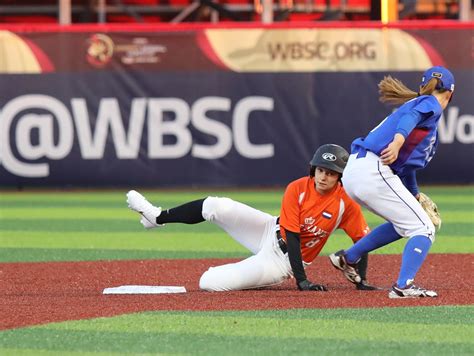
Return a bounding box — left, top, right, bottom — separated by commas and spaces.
310, 144, 349, 174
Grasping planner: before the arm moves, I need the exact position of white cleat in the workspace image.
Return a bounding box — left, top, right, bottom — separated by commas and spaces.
140, 216, 161, 230
329, 250, 361, 284
126, 190, 163, 229
388, 283, 438, 298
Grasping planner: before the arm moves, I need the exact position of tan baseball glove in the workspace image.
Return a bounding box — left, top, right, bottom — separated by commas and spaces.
418, 192, 442, 231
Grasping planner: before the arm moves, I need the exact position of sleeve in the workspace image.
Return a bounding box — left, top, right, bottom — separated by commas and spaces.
399, 170, 419, 196
413, 96, 440, 116
395, 96, 440, 138
395, 110, 423, 138
284, 229, 307, 283
338, 197, 370, 243
279, 181, 301, 234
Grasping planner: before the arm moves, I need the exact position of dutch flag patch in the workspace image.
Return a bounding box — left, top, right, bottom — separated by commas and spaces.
322, 212, 332, 219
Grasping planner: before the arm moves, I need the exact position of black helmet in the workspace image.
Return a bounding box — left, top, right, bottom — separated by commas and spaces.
309, 144, 349, 174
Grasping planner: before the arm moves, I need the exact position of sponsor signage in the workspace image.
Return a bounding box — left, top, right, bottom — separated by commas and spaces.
0, 94, 275, 178
203, 28, 433, 72
0, 25, 472, 186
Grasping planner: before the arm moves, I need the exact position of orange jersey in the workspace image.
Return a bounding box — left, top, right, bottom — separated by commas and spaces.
279, 177, 369, 264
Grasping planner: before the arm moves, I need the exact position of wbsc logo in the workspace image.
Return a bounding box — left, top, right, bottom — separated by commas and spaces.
0, 94, 276, 178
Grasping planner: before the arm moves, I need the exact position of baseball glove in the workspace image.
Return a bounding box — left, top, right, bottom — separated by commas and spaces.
418, 192, 442, 231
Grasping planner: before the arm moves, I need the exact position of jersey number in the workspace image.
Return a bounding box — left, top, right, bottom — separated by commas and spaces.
305, 238, 321, 248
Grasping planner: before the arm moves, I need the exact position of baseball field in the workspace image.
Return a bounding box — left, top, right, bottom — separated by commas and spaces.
1, 186, 473, 355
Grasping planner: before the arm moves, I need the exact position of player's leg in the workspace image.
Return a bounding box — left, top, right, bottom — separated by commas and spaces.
342, 151, 435, 244
202, 197, 276, 254
344, 222, 403, 263
329, 221, 403, 284
342, 153, 436, 296
395, 234, 432, 288
127, 191, 275, 254
348, 164, 435, 289
330, 153, 399, 283
126, 190, 204, 228
199, 231, 291, 291
156, 199, 205, 224
126, 190, 164, 228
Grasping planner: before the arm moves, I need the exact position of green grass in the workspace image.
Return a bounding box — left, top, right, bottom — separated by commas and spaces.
1, 187, 473, 355
1, 307, 472, 355
0, 186, 472, 262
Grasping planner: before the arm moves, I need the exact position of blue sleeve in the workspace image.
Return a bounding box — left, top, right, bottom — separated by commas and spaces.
395, 110, 423, 138
400, 171, 419, 196
414, 96, 439, 116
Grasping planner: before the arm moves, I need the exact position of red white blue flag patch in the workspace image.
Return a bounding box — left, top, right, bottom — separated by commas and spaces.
322, 211, 332, 219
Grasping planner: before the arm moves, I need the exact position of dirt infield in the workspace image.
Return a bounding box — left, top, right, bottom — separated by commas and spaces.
1, 254, 472, 330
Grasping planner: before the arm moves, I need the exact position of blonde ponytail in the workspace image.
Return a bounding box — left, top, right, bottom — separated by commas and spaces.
378, 76, 439, 105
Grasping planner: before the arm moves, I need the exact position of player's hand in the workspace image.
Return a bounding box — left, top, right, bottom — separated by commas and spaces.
380, 133, 405, 165
380, 142, 400, 164
297, 279, 328, 291
356, 280, 383, 291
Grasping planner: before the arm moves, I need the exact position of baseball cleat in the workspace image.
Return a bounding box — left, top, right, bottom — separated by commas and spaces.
329, 250, 362, 284
126, 190, 163, 229
388, 283, 438, 298
140, 216, 161, 229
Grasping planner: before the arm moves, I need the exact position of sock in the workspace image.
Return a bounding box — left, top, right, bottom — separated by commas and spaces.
396, 235, 432, 288
346, 223, 403, 264
156, 199, 205, 224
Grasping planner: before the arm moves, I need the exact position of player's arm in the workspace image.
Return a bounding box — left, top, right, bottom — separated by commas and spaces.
381, 109, 424, 165
279, 181, 327, 291
380, 133, 405, 165
284, 228, 327, 292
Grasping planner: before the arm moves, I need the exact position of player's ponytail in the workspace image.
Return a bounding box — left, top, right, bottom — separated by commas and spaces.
378, 76, 439, 105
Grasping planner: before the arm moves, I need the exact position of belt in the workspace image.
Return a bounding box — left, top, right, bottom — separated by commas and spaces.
276, 230, 287, 254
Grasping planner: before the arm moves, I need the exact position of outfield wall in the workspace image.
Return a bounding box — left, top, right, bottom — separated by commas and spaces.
0, 22, 472, 187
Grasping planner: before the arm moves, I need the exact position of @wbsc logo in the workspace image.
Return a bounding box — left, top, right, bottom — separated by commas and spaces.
0, 94, 277, 178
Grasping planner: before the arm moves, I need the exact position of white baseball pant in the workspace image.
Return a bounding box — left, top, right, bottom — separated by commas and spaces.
199, 197, 292, 291
342, 151, 435, 242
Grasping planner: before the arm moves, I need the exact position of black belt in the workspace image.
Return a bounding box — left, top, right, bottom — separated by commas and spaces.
276, 230, 287, 254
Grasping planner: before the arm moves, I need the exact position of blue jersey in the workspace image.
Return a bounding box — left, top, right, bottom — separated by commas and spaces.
352, 95, 442, 177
